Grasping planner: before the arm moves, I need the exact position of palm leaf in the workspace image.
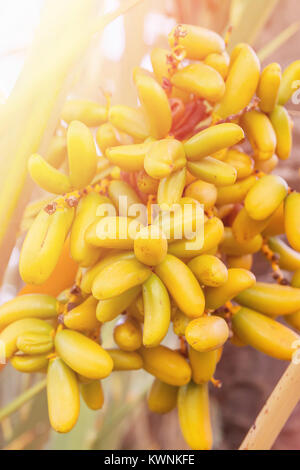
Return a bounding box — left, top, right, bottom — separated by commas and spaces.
0, 0, 143, 283
226, 0, 280, 51
257, 21, 300, 62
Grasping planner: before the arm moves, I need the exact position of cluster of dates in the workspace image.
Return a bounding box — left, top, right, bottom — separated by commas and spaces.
1, 24, 300, 450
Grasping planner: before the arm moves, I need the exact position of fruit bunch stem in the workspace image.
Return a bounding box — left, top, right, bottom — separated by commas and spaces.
0, 378, 46, 422
240, 362, 300, 450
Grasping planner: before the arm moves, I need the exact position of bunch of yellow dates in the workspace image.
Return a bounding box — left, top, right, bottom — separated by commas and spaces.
1, 23, 300, 450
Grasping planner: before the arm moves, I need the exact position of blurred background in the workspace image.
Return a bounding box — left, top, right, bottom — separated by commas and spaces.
0, 0, 300, 450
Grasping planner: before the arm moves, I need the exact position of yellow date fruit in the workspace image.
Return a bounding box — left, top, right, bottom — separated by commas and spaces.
245, 174, 288, 221
55, 329, 113, 380
142, 273, 171, 347
184, 123, 244, 161
232, 307, 299, 360
140, 345, 191, 386
96, 122, 120, 155
0, 318, 54, 360
257, 63, 281, 113
28, 154, 72, 195
135, 74, 172, 139
147, 378, 178, 414
185, 316, 229, 352
168, 216, 224, 259
108, 105, 149, 141
16, 332, 53, 355
285, 192, 300, 252
0, 294, 58, 329
188, 255, 228, 287
232, 207, 270, 243
235, 282, 300, 316
85, 216, 142, 250
106, 142, 150, 172
113, 316, 142, 351
269, 105, 292, 161
81, 380, 104, 410
215, 43, 260, 119
188, 347, 218, 384
184, 180, 217, 210
223, 149, 254, 180
144, 139, 186, 180
63, 296, 100, 332
178, 382, 212, 450
216, 175, 257, 206
47, 358, 80, 433
278, 60, 300, 105
187, 157, 237, 187
106, 349, 143, 371
171, 63, 225, 103
241, 110, 277, 161
157, 168, 186, 208
134, 225, 168, 266
70, 192, 108, 266
155, 254, 205, 318
96, 286, 141, 323
220, 227, 262, 256
11, 354, 49, 373
268, 237, 300, 271
19, 206, 74, 285
204, 51, 230, 79
168, 24, 225, 60
80, 251, 135, 294
205, 268, 256, 310
62, 99, 107, 127
92, 258, 151, 300
67, 120, 97, 189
